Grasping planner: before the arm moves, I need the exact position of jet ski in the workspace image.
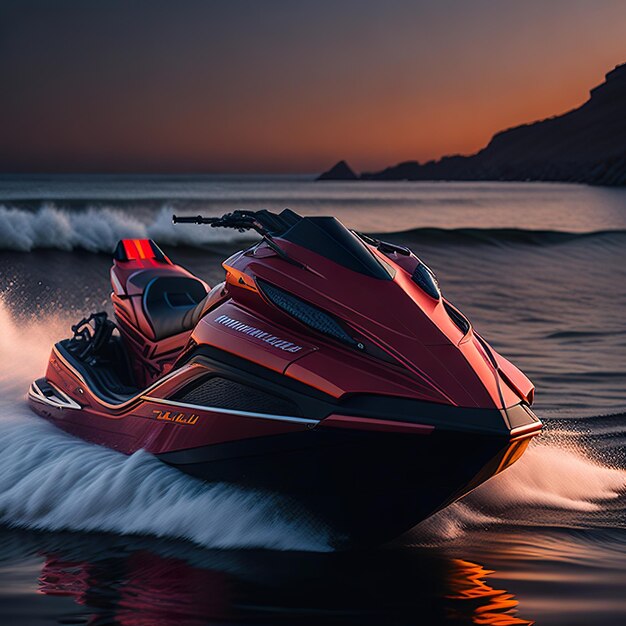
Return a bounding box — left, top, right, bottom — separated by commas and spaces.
28, 209, 542, 547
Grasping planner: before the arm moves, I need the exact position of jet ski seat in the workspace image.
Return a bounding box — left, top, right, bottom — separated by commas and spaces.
142, 275, 208, 340
110, 238, 216, 386
111, 239, 211, 340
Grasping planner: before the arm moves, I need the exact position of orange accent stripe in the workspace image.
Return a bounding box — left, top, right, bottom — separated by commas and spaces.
121, 239, 158, 261
135, 239, 147, 259
222, 263, 258, 292
495, 437, 532, 475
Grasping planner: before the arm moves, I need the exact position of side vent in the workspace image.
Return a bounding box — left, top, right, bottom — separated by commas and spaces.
411, 263, 441, 300
257, 280, 358, 347
443, 301, 471, 335
174, 376, 300, 415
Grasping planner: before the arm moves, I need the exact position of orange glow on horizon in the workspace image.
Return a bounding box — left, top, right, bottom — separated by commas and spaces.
3, 64, 612, 174
1, 2, 625, 173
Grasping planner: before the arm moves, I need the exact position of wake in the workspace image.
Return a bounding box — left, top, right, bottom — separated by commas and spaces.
412, 430, 626, 544
0, 299, 329, 551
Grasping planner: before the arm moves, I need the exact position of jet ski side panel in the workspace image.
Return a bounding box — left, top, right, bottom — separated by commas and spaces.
226, 239, 531, 410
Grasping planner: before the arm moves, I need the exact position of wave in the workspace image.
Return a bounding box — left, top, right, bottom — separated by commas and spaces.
0, 205, 252, 253
0, 204, 624, 252
389, 226, 626, 246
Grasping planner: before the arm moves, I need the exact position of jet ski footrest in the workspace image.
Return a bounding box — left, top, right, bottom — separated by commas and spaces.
29, 378, 82, 410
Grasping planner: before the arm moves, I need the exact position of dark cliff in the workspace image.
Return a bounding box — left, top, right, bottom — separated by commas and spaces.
317, 160, 358, 181
319, 63, 626, 186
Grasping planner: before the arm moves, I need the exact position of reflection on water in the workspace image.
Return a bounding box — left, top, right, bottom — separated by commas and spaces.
24, 527, 625, 625
447, 559, 533, 625
0, 527, 534, 626
39, 551, 231, 625
3, 526, 626, 624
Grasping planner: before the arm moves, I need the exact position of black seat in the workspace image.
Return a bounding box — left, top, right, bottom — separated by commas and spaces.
142, 276, 208, 340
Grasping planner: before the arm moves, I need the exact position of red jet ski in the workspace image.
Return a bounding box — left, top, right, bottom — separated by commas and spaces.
29, 209, 542, 547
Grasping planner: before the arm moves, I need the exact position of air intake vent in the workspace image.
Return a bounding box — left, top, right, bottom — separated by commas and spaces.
411, 263, 441, 299
258, 280, 357, 347
444, 301, 471, 334
175, 376, 300, 415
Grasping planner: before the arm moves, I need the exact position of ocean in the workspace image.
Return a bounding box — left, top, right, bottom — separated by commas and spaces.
0, 175, 625, 625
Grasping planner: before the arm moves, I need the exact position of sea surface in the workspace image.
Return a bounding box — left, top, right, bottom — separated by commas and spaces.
0, 175, 625, 625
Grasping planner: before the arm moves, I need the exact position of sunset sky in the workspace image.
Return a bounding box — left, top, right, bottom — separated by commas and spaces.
1, 0, 625, 173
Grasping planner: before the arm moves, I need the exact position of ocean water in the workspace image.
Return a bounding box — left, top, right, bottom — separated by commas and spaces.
0, 176, 625, 625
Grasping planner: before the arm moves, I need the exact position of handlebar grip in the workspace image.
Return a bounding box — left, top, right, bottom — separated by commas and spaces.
172, 215, 219, 224
171, 213, 256, 231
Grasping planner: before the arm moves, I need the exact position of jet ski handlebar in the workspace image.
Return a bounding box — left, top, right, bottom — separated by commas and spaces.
172, 211, 306, 268
172, 215, 221, 225
172, 211, 264, 233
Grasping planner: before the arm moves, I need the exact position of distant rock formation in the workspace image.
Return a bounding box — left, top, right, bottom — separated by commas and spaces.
317, 160, 358, 181
319, 63, 626, 186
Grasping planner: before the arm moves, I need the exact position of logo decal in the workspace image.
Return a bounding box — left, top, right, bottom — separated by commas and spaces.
214, 314, 303, 353
152, 409, 199, 425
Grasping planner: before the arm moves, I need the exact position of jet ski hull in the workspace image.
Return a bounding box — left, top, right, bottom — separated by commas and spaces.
29, 349, 539, 547
156, 426, 534, 547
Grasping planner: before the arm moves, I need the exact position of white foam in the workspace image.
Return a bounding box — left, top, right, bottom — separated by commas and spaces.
0, 299, 329, 551
466, 439, 626, 512
0, 205, 251, 252
411, 437, 626, 545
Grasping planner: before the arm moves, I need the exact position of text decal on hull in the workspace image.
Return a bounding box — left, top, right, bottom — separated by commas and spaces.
214, 314, 303, 353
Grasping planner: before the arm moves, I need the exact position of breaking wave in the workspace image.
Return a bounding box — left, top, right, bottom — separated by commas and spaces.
0, 205, 252, 252
0, 204, 624, 252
